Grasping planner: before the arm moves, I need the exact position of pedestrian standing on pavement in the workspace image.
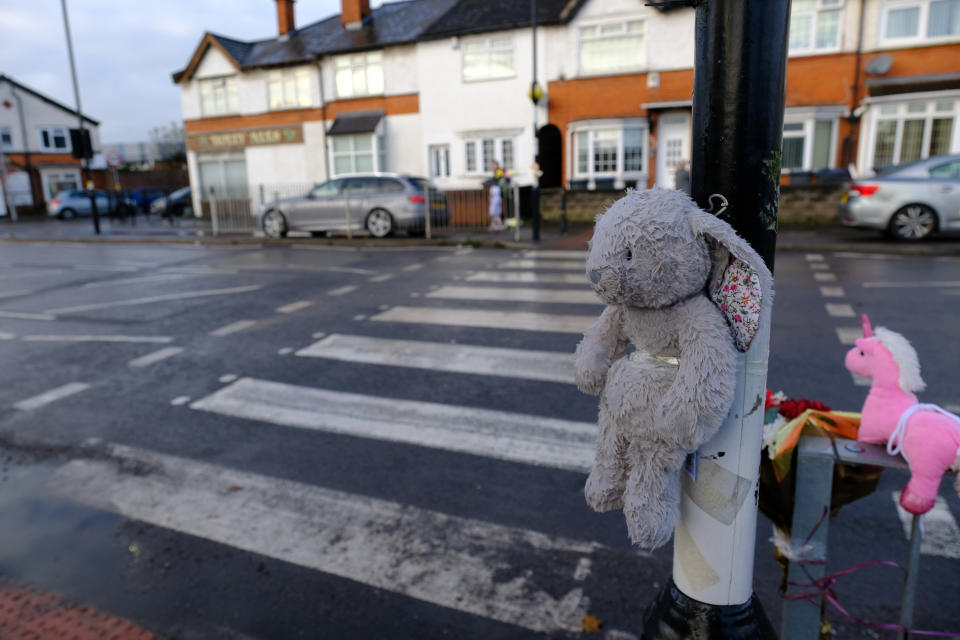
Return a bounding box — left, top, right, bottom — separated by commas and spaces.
674, 158, 691, 194
488, 161, 505, 232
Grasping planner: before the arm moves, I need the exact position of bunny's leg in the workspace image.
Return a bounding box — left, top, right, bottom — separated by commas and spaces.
621, 435, 687, 550
585, 394, 628, 512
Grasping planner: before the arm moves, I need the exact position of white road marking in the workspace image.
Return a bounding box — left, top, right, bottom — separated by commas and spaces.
297, 334, 575, 384
895, 494, 960, 559
813, 273, 837, 282
427, 286, 600, 305
14, 382, 90, 411
466, 271, 585, 284
805, 254, 825, 261
371, 306, 595, 334
73, 265, 140, 272
128, 347, 184, 368
46, 285, 262, 315
328, 285, 358, 296
851, 373, 872, 387
82, 274, 186, 289
820, 287, 845, 298
402, 263, 424, 272
500, 260, 585, 271
0, 331, 15, 340
455, 247, 474, 255
523, 250, 587, 260
369, 274, 394, 283
863, 281, 960, 288
278, 347, 294, 355
809, 263, 830, 271
0, 289, 32, 298
835, 328, 863, 345
52, 443, 601, 634
0, 310, 56, 321
410, 293, 420, 297
210, 320, 257, 336
939, 290, 960, 296
0, 269, 64, 280
191, 377, 595, 472
312, 332, 326, 339
353, 314, 367, 321
160, 266, 238, 275
170, 396, 191, 406
219, 374, 238, 383
24, 335, 173, 344
326, 266, 377, 276
825, 303, 856, 318
276, 300, 313, 314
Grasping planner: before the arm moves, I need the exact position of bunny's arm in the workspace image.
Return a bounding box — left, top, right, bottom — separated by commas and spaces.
574, 305, 628, 396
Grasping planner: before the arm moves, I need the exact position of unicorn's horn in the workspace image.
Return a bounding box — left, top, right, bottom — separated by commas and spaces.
861, 314, 874, 338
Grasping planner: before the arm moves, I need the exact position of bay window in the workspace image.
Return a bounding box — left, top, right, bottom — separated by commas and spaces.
335, 51, 384, 98
199, 76, 239, 116
579, 20, 645, 76
789, 0, 843, 52
571, 121, 648, 188
869, 97, 959, 170
269, 68, 312, 110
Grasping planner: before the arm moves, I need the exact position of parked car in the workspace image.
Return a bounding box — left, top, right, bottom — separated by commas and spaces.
150, 186, 192, 217
840, 154, 960, 241
47, 190, 111, 219
125, 187, 167, 213
256, 174, 449, 239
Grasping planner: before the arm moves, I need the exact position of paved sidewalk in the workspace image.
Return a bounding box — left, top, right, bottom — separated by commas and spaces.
2, 215, 959, 256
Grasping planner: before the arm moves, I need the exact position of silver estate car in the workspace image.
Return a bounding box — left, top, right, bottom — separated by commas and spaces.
257, 173, 448, 238
47, 189, 111, 219
840, 154, 960, 241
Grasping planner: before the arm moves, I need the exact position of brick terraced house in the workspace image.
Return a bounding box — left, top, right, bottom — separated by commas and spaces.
174, 0, 960, 215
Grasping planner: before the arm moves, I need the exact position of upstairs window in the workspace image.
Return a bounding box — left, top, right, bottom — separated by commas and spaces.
199, 76, 239, 116
335, 51, 384, 98
881, 0, 960, 43
789, 0, 843, 52
269, 68, 312, 109
1, 127, 12, 149
579, 20, 645, 76
39, 127, 69, 151
462, 36, 515, 81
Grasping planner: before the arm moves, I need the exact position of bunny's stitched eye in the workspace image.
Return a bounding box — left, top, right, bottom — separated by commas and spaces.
625, 247, 632, 261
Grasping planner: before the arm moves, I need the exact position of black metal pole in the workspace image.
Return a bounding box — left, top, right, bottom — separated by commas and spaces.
530, 0, 540, 242
641, 0, 788, 637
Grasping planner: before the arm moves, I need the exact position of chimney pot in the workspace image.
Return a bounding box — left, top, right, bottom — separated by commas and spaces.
276, 0, 295, 36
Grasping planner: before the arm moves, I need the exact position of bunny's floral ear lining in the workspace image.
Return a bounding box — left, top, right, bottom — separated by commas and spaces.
710, 255, 762, 353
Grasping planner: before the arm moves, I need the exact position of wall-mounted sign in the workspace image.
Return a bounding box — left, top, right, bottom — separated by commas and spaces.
187, 125, 303, 151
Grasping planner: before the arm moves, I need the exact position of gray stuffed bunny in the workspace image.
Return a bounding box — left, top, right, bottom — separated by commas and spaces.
574, 188, 773, 550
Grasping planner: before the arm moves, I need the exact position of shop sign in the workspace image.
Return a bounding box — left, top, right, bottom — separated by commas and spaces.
187, 125, 303, 151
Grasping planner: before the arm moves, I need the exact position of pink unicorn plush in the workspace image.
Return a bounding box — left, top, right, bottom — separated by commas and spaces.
844, 315, 960, 515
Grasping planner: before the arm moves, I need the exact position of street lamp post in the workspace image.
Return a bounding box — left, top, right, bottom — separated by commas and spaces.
529, 0, 541, 242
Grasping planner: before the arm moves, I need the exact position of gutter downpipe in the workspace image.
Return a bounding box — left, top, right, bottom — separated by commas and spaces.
12, 87, 34, 212
844, 0, 866, 169
318, 58, 330, 183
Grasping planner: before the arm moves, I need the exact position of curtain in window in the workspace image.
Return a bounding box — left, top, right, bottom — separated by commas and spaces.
931, 118, 955, 156
872, 120, 897, 168
899, 119, 925, 164
815, 9, 841, 48
812, 121, 833, 170
580, 23, 644, 74
623, 128, 644, 172
575, 132, 589, 174
885, 6, 920, 38
782, 137, 805, 169
928, 0, 960, 36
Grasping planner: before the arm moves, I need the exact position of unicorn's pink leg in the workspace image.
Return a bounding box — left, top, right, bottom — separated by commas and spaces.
899, 416, 960, 515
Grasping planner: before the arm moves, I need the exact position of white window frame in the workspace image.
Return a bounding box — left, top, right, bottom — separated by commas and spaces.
577, 19, 646, 77
428, 144, 451, 178
569, 120, 648, 189
329, 132, 384, 177
879, 0, 960, 45
38, 126, 70, 152
788, 0, 845, 54
463, 138, 515, 175
199, 76, 239, 117
865, 94, 960, 170
334, 51, 384, 99
268, 67, 312, 110
461, 35, 516, 82
780, 115, 839, 172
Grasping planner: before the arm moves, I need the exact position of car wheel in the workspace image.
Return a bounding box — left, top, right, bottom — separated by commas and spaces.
888, 204, 936, 241
262, 209, 288, 238
365, 208, 393, 238
58, 208, 77, 220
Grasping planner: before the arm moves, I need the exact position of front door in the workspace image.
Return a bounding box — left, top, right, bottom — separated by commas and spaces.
656, 112, 691, 190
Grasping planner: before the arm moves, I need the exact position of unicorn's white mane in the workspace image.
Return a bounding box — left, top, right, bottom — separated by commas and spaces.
875, 327, 926, 393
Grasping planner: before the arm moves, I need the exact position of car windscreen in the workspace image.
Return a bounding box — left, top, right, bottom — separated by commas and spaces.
169, 187, 190, 199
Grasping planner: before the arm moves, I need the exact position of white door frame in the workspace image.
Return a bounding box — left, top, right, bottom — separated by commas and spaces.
656, 111, 691, 189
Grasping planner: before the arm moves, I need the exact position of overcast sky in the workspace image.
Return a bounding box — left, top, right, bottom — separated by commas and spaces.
0, 0, 384, 143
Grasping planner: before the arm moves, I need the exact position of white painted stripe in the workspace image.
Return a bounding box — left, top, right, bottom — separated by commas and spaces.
52, 444, 601, 633
24, 335, 173, 344
427, 286, 600, 305
809, 263, 830, 271
895, 494, 960, 559
328, 285, 358, 296
825, 303, 856, 318
296, 334, 575, 384
0, 289, 31, 298
0, 331, 15, 340
402, 263, 424, 272
191, 377, 595, 472
851, 373, 872, 387
326, 266, 377, 276
170, 396, 191, 406
128, 347, 184, 368
805, 254, 825, 261
73, 265, 140, 272
46, 285, 262, 315
371, 306, 595, 334
0, 269, 64, 280
944, 290, 960, 296
523, 250, 587, 260
161, 267, 238, 275
0, 310, 56, 321
835, 327, 863, 345
14, 382, 90, 411
276, 300, 313, 314
863, 281, 960, 288
466, 271, 585, 284
455, 247, 474, 255
369, 273, 394, 283
209, 320, 257, 337
820, 286, 845, 298
500, 259, 584, 271
82, 274, 186, 289
813, 273, 837, 282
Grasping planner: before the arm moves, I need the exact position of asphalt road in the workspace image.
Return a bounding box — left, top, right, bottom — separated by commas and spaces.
0, 241, 957, 639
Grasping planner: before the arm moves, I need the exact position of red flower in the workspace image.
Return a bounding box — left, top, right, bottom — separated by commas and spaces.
778, 397, 831, 420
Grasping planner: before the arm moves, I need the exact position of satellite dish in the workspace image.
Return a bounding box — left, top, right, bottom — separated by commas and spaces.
865, 54, 893, 75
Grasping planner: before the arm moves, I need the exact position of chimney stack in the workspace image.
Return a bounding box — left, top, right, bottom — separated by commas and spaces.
341, 0, 371, 30
276, 0, 295, 36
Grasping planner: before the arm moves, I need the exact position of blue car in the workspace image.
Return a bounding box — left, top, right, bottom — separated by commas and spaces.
125, 187, 167, 213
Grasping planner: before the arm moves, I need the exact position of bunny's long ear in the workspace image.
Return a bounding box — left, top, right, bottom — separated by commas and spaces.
688, 207, 774, 352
